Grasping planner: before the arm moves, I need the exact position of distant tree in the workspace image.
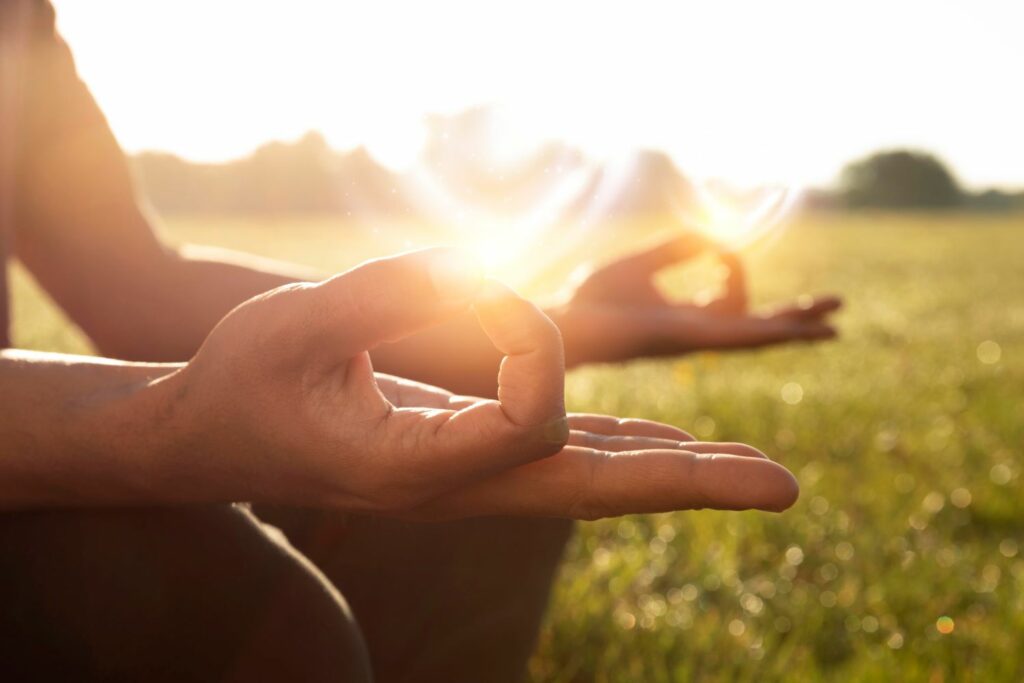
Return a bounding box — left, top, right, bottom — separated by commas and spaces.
132, 132, 407, 216
966, 188, 1024, 212
839, 150, 962, 208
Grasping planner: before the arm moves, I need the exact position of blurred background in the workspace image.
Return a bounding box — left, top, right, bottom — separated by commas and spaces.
17, 0, 1024, 680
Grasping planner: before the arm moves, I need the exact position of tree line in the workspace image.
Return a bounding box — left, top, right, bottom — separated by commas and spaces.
130, 126, 1024, 217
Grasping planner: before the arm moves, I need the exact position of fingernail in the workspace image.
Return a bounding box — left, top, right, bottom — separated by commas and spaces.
541, 416, 570, 446
429, 249, 484, 304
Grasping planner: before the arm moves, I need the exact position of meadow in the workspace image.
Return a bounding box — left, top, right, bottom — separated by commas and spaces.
10, 212, 1024, 682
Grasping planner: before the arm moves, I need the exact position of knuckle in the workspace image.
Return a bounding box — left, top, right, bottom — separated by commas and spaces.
564, 452, 611, 521
684, 454, 712, 510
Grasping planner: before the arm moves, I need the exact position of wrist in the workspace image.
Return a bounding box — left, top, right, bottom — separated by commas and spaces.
71, 363, 197, 504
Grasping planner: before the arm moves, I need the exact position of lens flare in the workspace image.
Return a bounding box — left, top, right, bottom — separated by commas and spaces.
678, 180, 803, 249
339, 106, 806, 286
398, 107, 597, 284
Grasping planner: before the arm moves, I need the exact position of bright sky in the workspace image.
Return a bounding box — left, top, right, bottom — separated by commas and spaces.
53, 0, 1024, 189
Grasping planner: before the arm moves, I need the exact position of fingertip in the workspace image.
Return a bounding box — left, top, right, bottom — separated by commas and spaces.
821, 295, 844, 311
427, 248, 485, 306
803, 295, 844, 316
473, 278, 562, 355
766, 463, 800, 512
733, 456, 799, 512
473, 278, 517, 306
542, 416, 571, 448
693, 453, 799, 512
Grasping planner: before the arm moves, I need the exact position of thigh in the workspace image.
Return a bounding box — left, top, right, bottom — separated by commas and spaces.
0, 504, 372, 683
258, 507, 573, 683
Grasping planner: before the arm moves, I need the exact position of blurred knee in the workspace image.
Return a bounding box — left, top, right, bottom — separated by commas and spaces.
0, 505, 371, 682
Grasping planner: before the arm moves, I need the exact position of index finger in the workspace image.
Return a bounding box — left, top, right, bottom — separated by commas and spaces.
771, 295, 843, 320
608, 232, 715, 279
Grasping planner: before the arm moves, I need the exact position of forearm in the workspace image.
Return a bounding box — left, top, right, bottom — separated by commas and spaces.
0, 349, 184, 508
24, 241, 311, 363
89, 244, 313, 362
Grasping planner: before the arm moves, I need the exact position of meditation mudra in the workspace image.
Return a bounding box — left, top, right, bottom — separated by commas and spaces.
0, 1, 840, 681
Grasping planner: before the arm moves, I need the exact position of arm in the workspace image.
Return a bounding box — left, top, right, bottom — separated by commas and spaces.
0, 349, 181, 507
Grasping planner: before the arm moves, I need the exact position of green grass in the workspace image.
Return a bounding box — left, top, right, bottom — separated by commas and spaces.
11, 212, 1024, 682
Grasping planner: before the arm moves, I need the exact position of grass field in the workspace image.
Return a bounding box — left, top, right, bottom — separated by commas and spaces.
11, 212, 1024, 681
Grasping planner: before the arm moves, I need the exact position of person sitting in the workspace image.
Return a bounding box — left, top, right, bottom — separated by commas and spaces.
0, 1, 840, 680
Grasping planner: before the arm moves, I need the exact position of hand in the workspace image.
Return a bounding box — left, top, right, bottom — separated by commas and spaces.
152, 248, 796, 518
555, 232, 842, 365
375, 373, 799, 520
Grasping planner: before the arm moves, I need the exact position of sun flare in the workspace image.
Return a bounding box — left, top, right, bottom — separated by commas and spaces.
667, 178, 803, 250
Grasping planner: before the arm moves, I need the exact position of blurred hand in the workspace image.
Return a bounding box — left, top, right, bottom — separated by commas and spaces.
556, 232, 842, 365
155, 248, 797, 519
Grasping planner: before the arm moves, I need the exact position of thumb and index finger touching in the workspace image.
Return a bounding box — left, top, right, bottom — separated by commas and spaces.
312, 247, 568, 471
601, 231, 749, 311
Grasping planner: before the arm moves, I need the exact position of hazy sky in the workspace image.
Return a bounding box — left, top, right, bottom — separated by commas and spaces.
53, 0, 1024, 189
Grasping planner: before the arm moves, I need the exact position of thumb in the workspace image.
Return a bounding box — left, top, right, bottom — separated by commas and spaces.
312, 248, 484, 355
711, 251, 748, 314
473, 280, 567, 433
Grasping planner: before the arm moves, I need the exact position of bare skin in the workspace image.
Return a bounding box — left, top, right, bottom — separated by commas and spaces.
0, 248, 798, 517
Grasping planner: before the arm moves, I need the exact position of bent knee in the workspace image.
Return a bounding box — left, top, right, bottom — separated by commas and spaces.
0, 505, 371, 682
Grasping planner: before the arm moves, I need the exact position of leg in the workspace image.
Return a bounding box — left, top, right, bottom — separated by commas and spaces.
257, 507, 573, 683
0, 505, 373, 682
